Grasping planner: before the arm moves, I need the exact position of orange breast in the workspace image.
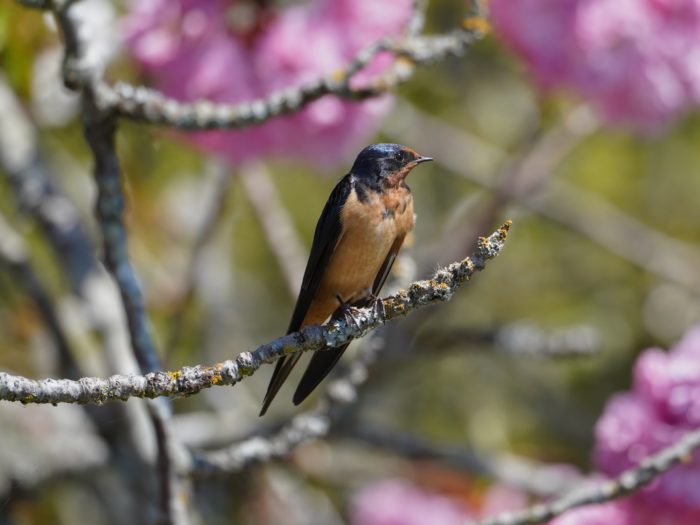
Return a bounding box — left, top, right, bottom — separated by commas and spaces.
302, 185, 414, 327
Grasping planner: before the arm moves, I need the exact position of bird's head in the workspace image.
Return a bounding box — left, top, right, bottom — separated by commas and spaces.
350, 143, 432, 188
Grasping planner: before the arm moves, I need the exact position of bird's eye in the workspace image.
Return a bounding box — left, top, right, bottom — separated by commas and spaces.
394, 150, 407, 162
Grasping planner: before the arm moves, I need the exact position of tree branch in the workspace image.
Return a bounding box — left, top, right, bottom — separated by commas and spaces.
0, 213, 77, 377
344, 425, 582, 497
471, 427, 700, 525
191, 333, 386, 476
20, 0, 485, 130
0, 221, 511, 405
96, 23, 482, 130
239, 162, 308, 298
53, 4, 189, 524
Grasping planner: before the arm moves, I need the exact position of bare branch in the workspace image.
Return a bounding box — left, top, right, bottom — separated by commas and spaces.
93, 26, 482, 130
52, 4, 190, 524
192, 333, 385, 476
419, 322, 601, 359
345, 426, 582, 497
0, 213, 78, 376
149, 399, 190, 525
471, 427, 700, 525
20, 0, 485, 130
0, 221, 511, 405
0, 73, 96, 291
165, 162, 234, 355
239, 162, 308, 298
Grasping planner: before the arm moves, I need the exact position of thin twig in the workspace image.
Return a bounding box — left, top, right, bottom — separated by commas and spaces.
239, 162, 307, 298
470, 426, 700, 525
0, 213, 77, 377
20, 0, 485, 130
345, 426, 582, 497
149, 399, 190, 525
0, 221, 511, 405
418, 322, 600, 359
165, 162, 234, 355
0, 73, 95, 292
92, 26, 482, 130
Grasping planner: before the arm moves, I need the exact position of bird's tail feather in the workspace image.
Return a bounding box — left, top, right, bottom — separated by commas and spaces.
259, 354, 302, 416
292, 343, 350, 406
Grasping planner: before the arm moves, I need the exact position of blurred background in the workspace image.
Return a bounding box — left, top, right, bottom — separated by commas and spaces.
2, 0, 700, 524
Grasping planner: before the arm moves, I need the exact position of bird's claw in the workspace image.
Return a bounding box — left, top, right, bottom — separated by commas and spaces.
368, 293, 386, 320
337, 303, 363, 330
334, 294, 363, 330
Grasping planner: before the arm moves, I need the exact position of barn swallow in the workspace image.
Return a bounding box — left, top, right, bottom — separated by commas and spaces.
259, 143, 432, 416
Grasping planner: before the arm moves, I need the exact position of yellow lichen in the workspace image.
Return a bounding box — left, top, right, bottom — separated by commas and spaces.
462, 16, 491, 34
331, 69, 346, 82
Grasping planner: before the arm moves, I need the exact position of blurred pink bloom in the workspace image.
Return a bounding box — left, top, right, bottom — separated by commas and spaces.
123, 0, 412, 167
349, 479, 472, 525
490, 0, 700, 131
480, 483, 528, 516
547, 500, 634, 525
349, 478, 527, 525
594, 326, 700, 522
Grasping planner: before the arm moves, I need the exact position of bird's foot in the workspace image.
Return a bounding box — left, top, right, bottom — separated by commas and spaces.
367, 293, 386, 320
335, 294, 363, 330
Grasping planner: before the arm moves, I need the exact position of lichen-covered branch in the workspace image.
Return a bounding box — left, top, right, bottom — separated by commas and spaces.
20, 0, 486, 131
52, 4, 188, 524
81, 91, 163, 374
98, 27, 482, 130
50, 0, 161, 374
191, 333, 385, 476
0, 222, 510, 405
471, 426, 700, 525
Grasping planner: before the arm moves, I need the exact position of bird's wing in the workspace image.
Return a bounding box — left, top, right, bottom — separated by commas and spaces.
371, 235, 406, 295
259, 175, 352, 416
292, 235, 406, 406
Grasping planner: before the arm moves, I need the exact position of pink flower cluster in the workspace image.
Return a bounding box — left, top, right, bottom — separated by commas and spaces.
349, 326, 700, 525
349, 480, 470, 525
593, 326, 700, 524
349, 479, 525, 525
123, 0, 412, 166
490, 0, 700, 131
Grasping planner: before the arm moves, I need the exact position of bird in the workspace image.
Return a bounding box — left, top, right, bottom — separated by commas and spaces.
259, 143, 432, 416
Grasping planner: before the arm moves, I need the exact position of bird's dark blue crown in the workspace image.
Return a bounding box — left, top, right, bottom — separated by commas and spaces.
350, 143, 405, 175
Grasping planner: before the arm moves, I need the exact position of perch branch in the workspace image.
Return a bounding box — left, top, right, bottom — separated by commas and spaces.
0, 221, 510, 405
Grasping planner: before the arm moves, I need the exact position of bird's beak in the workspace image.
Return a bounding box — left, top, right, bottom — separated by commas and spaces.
415, 156, 433, 164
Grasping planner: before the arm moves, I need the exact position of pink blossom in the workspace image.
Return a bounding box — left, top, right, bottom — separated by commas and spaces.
480, 484, 527, 516
123, 0, 412, 167
546, 500, 634, 525
490, 0, 700, 131
349, 479, 472, 525
594, 326, 700, 521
